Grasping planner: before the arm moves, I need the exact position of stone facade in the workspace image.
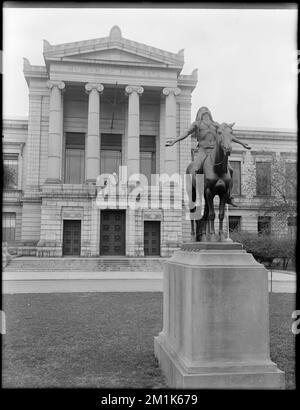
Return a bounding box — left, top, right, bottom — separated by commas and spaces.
2, 26, 297, 257
2, 27, 196, 257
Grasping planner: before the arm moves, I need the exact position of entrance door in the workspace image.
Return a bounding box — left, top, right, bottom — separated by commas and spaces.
63, 220, 81, 256
144, 221, 161, 256
100, 210, 126, 255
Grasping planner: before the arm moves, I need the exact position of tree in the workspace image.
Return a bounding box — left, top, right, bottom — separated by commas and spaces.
231, 230, 295, 270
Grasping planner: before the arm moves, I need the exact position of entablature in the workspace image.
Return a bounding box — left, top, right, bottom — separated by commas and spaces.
49, 61, 180, 88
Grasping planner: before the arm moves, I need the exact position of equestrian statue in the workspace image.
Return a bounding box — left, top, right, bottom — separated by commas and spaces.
165, 107, 251, 242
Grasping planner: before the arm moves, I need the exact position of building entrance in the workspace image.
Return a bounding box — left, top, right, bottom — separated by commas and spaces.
63, 220, 81, 256
100, 210, 126, 255
144, 221, 161, 256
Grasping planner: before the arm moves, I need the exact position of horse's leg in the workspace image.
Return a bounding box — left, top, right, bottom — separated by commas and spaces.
200, 196, 209, 241
185, 165, 197, 212
195, 219, 201, 242
185, 165, 197, 238
195, 192, 206, 242
218, 194, 226, 241
191, 220, 195, 237
206, 188, 218, 241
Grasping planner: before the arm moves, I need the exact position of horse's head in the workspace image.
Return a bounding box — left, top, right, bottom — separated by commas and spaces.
216, 122, 235, 155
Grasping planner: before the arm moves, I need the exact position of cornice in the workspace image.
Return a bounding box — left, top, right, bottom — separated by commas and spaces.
3, 119, 28, 129
234, 128, 297, 140
178, 69, 198, 91
2, 141, 26, 149
23, 58, 48, 85
47, 57, 183, 72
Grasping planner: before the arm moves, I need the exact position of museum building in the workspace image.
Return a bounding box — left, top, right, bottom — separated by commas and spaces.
2, 26, 297, 258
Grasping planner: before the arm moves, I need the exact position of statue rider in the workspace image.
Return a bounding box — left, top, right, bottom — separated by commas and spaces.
165, 106, 251, 208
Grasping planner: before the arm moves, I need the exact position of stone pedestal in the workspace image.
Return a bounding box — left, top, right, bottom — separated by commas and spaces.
154, 242, 285, 389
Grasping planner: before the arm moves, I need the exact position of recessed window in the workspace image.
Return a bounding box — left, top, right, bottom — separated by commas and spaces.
4, 154, 18, 189
258, 216, 271, 235
2, 213, 16, 242
140, 135, 156, 185
100, 134, 122, 176
229, 216, 241, 232
256, 162, 271, 196
65, 133, 85, 183
229, 161, 241, 196
287, 216, 296, 239
285, 162, 297, 198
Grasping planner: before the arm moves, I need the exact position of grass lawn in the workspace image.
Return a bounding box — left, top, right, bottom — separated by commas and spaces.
2, 292, 296, 389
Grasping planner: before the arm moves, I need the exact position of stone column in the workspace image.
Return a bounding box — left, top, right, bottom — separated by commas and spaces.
125, 85, 144, 182
46, 81, 65, 183
85, 83, 104, 183
162, 87, 181, 176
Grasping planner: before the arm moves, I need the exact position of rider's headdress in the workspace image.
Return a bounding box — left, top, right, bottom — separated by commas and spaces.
195, 106, 213, 122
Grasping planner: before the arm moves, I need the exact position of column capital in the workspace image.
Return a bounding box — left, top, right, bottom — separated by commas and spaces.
125, 85, 144, 96
47, 80, 65, 91
85, 83, 104, 94
162, 87, 181, 97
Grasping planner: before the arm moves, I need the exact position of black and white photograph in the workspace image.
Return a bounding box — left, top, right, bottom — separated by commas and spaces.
2, 2, 297, 395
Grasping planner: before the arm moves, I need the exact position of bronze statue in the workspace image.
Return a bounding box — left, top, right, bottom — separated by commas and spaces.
165, 107, 251, 241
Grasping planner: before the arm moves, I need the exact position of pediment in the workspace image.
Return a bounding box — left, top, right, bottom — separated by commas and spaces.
61, 48, 169, 66
43, 26, 184, 71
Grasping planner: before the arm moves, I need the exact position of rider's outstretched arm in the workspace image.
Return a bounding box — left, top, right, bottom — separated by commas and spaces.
232, 136, 251, 149
166, 122, 197, 146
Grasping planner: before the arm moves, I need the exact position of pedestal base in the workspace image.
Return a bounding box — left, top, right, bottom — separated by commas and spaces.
154, 242, 285, 389
154, 335, 284, 389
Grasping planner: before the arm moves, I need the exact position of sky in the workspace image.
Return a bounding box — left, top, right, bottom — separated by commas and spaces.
2, 5, 298, 131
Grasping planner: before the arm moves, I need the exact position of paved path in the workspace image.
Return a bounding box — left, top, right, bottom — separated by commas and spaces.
2, 271, 163, 294
2, 270, 296, 294
268, 270, 296, 293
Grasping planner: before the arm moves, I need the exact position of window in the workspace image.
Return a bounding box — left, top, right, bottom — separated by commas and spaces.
140, 136, 156, 185
4, 154, 18, 189
285, 162, 297, 198
256, 162, 271, 196
65, 133, 85, 183
100, 134, 122, 176
287, 216, 296, 239
229, 161, 241, 196
258, 216, 271, 235
229, 216, 241, 232
2, 213, 16, 242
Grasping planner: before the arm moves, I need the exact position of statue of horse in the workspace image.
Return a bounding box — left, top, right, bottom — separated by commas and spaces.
192, 122, 235, 242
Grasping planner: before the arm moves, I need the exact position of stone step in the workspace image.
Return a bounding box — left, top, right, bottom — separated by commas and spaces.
5, 257, 167, 272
